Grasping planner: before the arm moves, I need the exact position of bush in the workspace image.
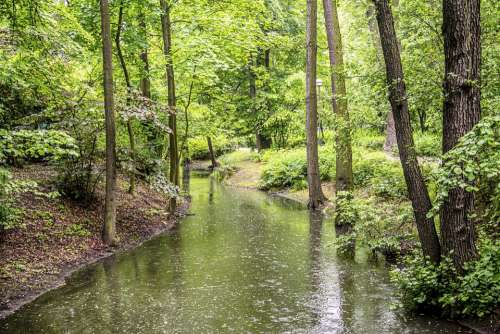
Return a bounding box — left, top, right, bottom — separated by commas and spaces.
353, 129, 385, 151
414, 132, 441, 157
352, 149, 407, 199
391, 240, 500, 318
333, 194, 415, 259
0, 130, 78, 166
259, 147, 335, 190
371, 164, 408, 199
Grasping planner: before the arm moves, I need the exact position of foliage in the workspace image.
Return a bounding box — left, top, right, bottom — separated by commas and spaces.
352, 150, 407, 199
352, 130, 385, 151
259, 147, 334, 190
0, 130, 78, 166
414, 132, 441, 157
333, 193, 415, 259
391, 240, 500, 318
186, 135, 237, 161
429, 116, 500, 225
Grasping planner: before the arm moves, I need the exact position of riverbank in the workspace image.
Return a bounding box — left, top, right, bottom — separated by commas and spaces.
0, 165, 189, 319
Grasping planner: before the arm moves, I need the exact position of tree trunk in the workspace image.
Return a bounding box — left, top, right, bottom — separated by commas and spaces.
366, 3, 397, 152
138, 8, 151, 99
160, 0, 179, 212
207, 136, 218, 169
440, 0, 480, 272
374, 0, 441, 263
115, 1, 136, 195
323, 0, 353, 192
249, 53, 272, 151
99, 0, 118, 245
306, 0, 326, 210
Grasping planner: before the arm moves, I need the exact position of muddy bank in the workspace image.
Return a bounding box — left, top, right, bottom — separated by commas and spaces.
0, 165, 189, 319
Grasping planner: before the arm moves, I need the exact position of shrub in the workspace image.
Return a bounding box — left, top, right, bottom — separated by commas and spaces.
352, 150, 407, 199
259, 148, 335, 190
414, 132, 441, 157
352, 150, 389, 187
0, 130, 78, 166
260, 149, 306, 190
391, 240, 500, 318
353, 129, 385, 151
371, 164, 408, 199
333, 194, 414, 259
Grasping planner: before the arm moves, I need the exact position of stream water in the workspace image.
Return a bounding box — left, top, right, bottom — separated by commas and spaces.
0, 174, 466, 333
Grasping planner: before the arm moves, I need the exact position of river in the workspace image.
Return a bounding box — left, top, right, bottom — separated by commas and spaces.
0, 174, 465, 333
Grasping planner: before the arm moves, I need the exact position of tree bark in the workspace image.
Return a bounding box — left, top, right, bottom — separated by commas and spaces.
138, 8, 151, 99
248, 55, 271, 151
207, 136, 218, 169
323, 0, 353, 192
99, 0, 118, 245
306, 0, 326, 210
366, 3, 397, 152
115, 2, 136, 195
440, 0, 480, 272
374, 0, 441, 263
160, 0, 179, 212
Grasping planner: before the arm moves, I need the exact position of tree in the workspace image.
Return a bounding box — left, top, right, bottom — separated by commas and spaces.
440, 0, 480, 272
365, 3, 397, 152
115, 1, 137, 195
322, 0, 353, 193
138, 6, 151, 100
207, 136, 219, 169
373, 0, 440, 263
160, 0, 179, 212
306, 0, 326, 210
99, 0, 118, 245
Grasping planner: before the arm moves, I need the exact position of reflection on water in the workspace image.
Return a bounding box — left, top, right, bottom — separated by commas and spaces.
0, 174, 465, 333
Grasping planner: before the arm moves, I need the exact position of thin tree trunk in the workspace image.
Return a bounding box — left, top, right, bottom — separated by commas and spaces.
323, 0, 353, 193
366, 3, 397, 152
306, 0, 326, 210
99, 0, 118, 245
160, 0, 179, 212
249, 53, 271, 151
374, 0, 441, 263
138, 8, 151, 99
115, 2, 136, 195
440, 0, 480, 272
207, 136, 218, 169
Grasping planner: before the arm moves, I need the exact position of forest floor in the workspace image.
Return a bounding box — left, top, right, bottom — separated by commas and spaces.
0, 164, 189, 319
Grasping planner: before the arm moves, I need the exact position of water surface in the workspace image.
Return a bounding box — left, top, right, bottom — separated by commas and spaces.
0, 174, 464, 333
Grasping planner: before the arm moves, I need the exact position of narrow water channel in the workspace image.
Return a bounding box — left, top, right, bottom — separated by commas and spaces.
0, 174, 465, 333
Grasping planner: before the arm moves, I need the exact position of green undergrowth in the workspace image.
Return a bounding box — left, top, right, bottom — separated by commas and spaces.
391, 239, 500, 318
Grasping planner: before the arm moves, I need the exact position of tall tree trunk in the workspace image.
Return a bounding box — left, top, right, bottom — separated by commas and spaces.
99, 0, 118, 245
323, 0, 353, 193
207, 136, 218, 169
306, 0, 326, 210
366, 3, 397, 152
138, 8, 151, 99
115, 2, 136, 195
160, 0, 179, 212
249, 53, 272, 151
440, 0, 480, 272
374, 0, 441, 263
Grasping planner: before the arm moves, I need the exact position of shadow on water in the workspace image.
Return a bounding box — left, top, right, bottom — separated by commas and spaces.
0, 174, 468, 333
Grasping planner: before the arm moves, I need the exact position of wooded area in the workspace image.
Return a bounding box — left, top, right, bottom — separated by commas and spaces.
0, 0, 498, 328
